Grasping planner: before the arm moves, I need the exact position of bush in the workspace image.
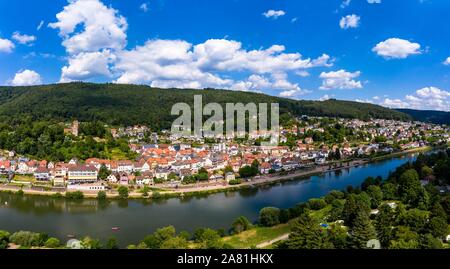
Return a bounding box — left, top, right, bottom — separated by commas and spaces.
65, 191, 84, 200
307, 198, 327, 210
259, 207, 281, 227
232, 216, 252, 234
44, 237, 60, 248
51, 193, 63, 199
152, 191, 162, 199
228, 179, 242, 185
117, 186, 129, 199
17, 189, 24, 196
0, 230, 10, 249
97, 191, 107, 200
9, 231, 46, 247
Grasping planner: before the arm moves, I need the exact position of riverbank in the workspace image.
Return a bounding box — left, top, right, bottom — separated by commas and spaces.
0, 146, 434, 200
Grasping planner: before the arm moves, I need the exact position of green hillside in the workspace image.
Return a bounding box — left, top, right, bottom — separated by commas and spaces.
396, 109, 450, 125
0, 82, 411, 129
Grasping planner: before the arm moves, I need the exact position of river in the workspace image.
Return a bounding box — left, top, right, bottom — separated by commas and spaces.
0, 154, 417, 246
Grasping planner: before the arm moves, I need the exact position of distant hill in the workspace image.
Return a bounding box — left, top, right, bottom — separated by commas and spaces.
0, 83, 411, 129
397, 109, 450, 125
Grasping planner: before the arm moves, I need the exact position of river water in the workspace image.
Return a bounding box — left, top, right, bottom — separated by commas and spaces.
0, 154, 416, 246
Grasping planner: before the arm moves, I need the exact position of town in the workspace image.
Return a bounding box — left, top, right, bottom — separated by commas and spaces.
0, 116, 449, 197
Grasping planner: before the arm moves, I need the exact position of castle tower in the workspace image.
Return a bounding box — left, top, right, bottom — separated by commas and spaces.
72, 120, 79, 137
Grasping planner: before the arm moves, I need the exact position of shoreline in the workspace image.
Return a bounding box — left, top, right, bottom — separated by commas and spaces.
0, 146, 434, 200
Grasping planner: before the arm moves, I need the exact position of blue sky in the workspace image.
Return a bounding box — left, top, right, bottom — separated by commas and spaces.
0, 0, 449, 111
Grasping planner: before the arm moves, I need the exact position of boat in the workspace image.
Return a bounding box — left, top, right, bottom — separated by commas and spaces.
111, 227, 120, 231
67, 234, 75, 238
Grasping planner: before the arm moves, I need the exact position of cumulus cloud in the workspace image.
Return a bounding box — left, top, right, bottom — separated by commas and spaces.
0, 38, 15, 53
12, 32, 36, 45
49, 0, 128, 55
372, 38, 421, 59
61, 50, 115, 82
114, 38, 332, 90
381, 98, 409, 109
443, 57, 450, 65
262, 10, 286, 19
319, 69, 362, 90
50, 0, 128, 81
11, 70, 42, 86
380, 87, 450, 111
339, 14, 360, 29
367, 0, 381, 3
51, 0, 331, 93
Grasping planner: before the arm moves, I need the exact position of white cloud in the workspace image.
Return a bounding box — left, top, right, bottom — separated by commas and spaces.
49, 0, 128, 55
291, 17, 298, 23
0, 38, 15, 53
380, 87, 450, 111
367, 0, 381, 3
340, 0, 351, 9
11, 70, 42, 86
37, 20, 45, 31
339, 14, 360, 29
262, 10, 286, 19
319, 69, 362, 90
140, 3, 149, 12
319, 94, 333, 101
372, 38, 421, 59
381, 98, 409, 109
50, 1, 331, 92
115, 38, 332, 90
443, 57, 450, 65
355, 98, 373, 104
61, 50, 114, 82
12, 32, 36, 45
295, 71, 310, 77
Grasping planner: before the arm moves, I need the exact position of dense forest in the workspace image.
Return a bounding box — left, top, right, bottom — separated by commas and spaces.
397, 109, 450, 125
0, 82, 411, 130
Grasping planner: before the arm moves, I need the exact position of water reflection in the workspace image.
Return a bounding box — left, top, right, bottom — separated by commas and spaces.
0, 154, 418, 246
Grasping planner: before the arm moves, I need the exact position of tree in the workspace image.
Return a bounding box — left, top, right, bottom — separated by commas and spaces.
389, 226, 419, 249
342, 194, 370, 227
44, 237, 60, 248
81, 236, 102, 249
381, 182, 397, 200
232, 216, 252, 234
0, 230, 10, 249
398, 169, 423, 206
160, 236, 189, 249
350, 211, 377, 249
9, 231, 44, 247
195, 228, 223, 249
375, 204, 395, 248
105, 237, 119, 249
259, 207, 281, 227
142, 226, 177, 249
427, 217, 448, 239
97, 191, 107, 200
239, 165, 258, 178
307, 198, 327, 210
117, 186, 129, 199
366, 185, 383, 209
285, 213, 326, 249
419, 234, 443, 249
98, 164, 111, 180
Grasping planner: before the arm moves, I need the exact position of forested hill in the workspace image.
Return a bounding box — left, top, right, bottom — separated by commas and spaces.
0, 82, 411, 129
396, 109, 450, 125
